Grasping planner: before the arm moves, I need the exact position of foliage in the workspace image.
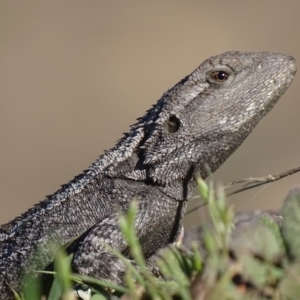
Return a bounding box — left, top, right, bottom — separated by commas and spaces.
17, 182, 300, 300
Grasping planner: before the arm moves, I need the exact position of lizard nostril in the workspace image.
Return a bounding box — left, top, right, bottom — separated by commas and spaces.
165, 115, 180, 134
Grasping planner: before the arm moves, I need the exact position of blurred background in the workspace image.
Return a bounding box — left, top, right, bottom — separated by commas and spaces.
1, 1, 300, 228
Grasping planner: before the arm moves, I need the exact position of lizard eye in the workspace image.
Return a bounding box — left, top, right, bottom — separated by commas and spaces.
206, 68, 233, 85
212, 71, 229, 82
164, 115, 180, 134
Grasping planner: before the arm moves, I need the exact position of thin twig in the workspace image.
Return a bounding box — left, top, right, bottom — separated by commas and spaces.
186, 166, 300, 215
226, 166, 300, 196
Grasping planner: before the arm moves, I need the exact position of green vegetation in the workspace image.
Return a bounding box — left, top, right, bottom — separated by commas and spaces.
18, 180, 300, 300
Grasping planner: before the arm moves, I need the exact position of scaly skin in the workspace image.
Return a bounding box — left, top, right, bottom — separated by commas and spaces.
0, 51, 296, 298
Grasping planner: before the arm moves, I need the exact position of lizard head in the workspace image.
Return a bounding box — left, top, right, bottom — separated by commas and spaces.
137, 51, 296, 187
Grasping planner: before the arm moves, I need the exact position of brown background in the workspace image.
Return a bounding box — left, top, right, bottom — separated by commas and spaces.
1, 1, 300, 228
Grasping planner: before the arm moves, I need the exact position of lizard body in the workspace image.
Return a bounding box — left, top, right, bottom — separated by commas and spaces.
0, 51, 296, 298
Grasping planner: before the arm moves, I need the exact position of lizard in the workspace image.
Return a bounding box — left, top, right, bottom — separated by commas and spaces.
0, 51, 296, 299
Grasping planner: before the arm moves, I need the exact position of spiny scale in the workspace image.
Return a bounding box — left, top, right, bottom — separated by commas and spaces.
0, 51, 296, 299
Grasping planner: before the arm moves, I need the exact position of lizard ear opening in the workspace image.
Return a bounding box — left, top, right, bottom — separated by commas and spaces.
164, 115, 180, 134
